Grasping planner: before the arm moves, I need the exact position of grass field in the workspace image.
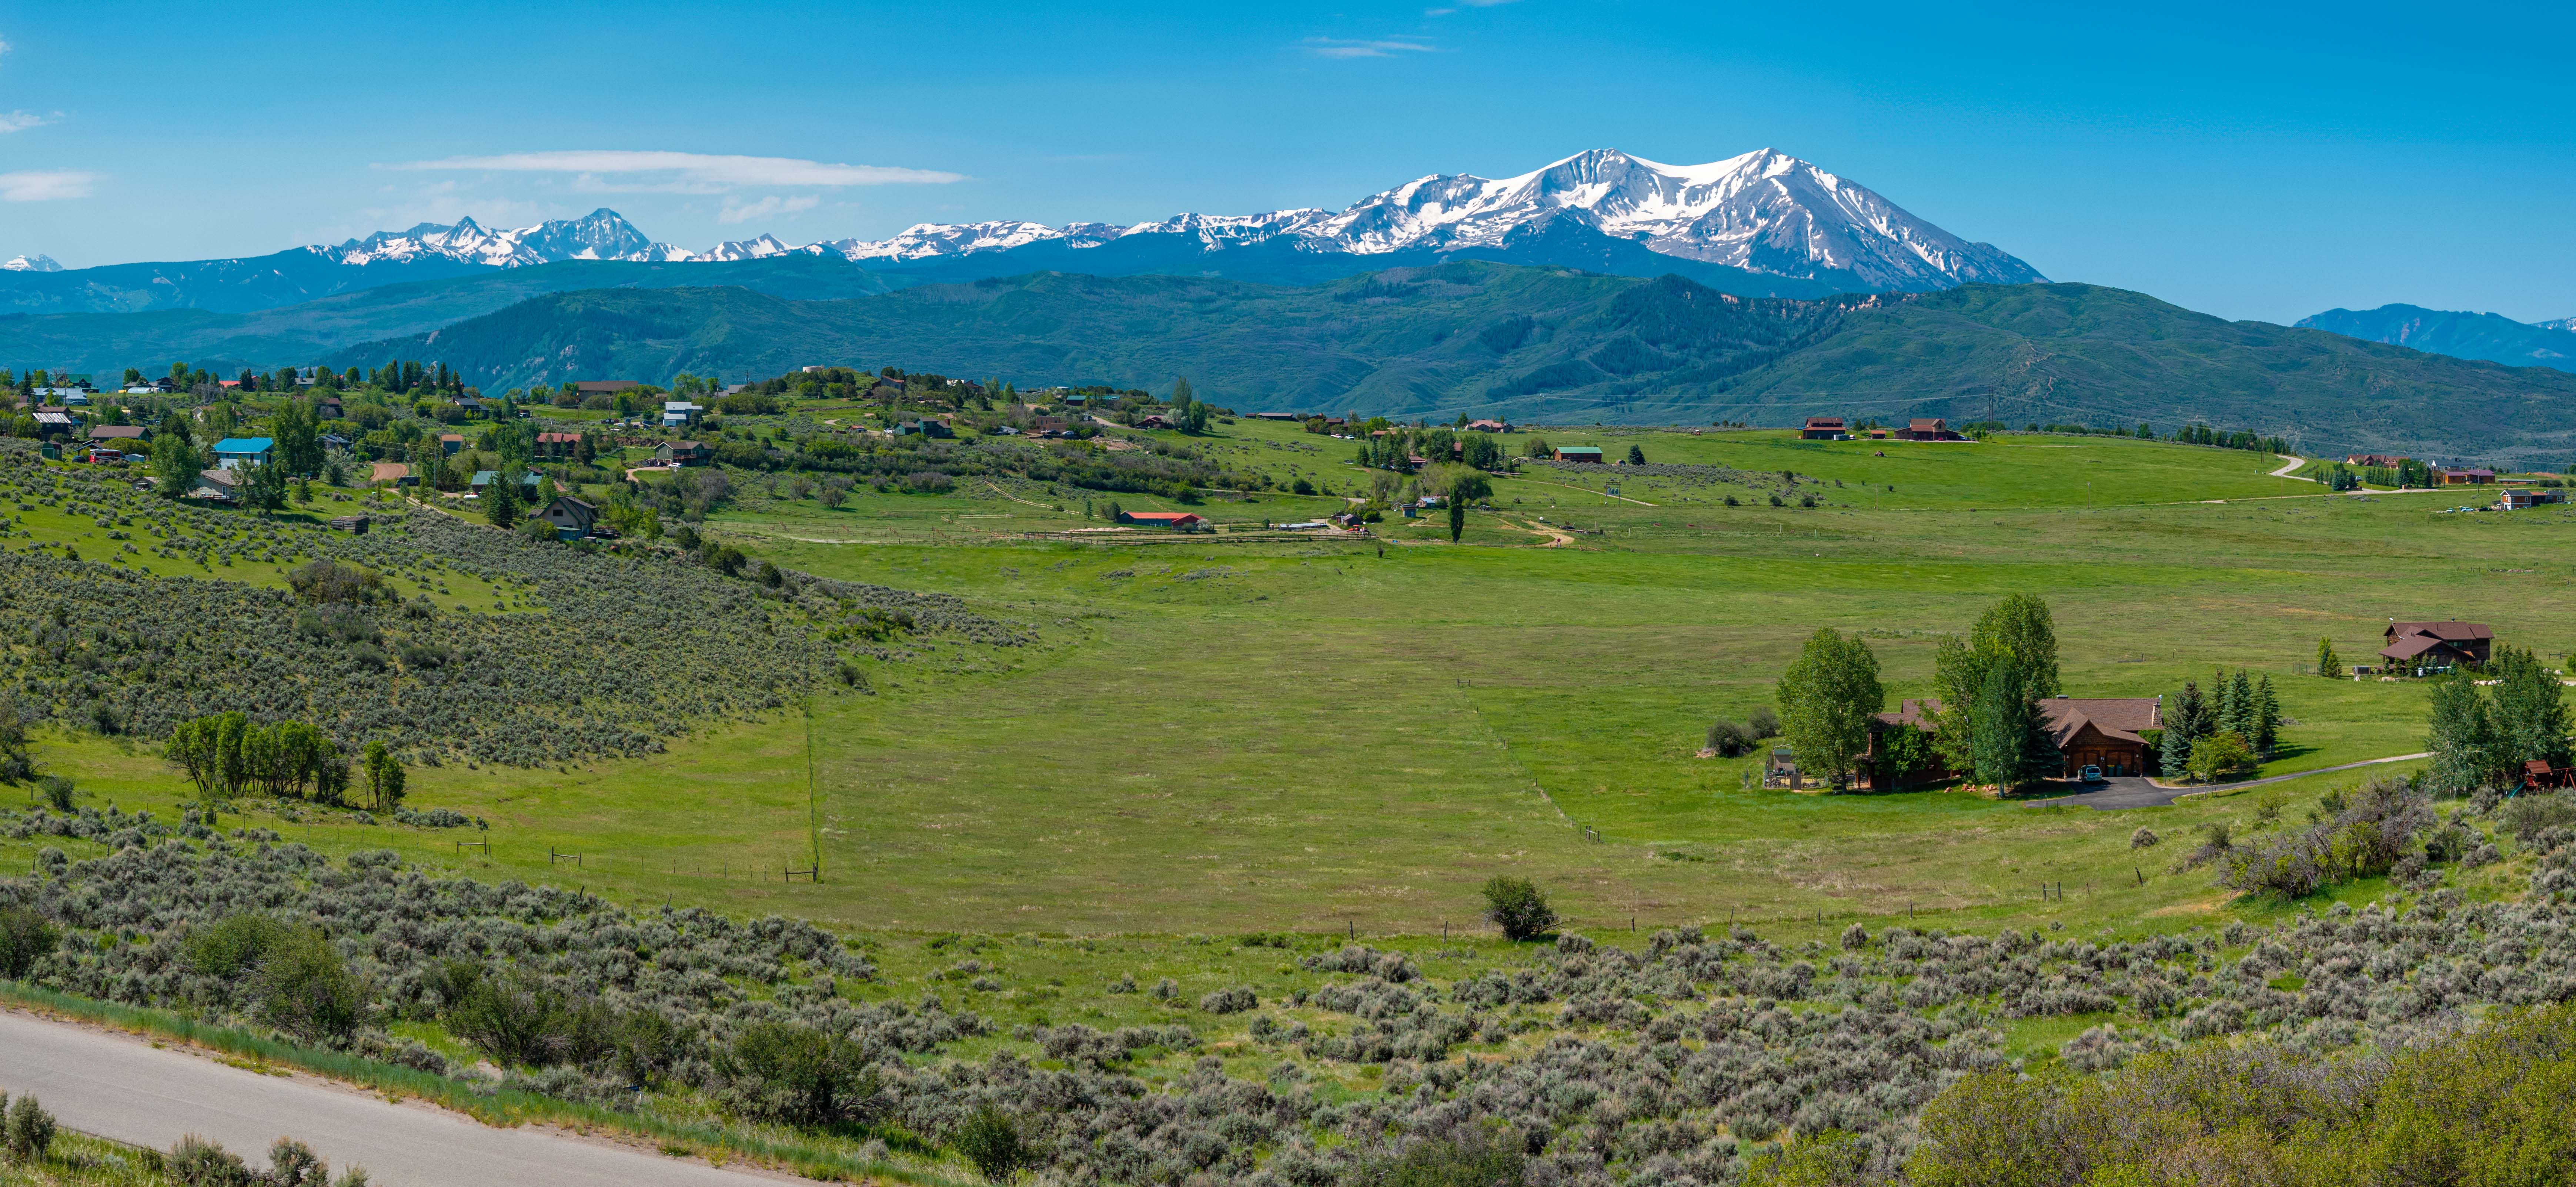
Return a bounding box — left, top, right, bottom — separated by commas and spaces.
13, 426, 2565, 953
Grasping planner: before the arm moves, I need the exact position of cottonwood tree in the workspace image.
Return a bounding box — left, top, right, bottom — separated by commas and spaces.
1777, 627, 1884, 787
2489, 645, 2572, 771
2425, 676, 2502, 794
1447, 472, 1493, 542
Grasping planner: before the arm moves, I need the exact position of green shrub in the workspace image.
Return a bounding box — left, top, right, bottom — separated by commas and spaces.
3, 1092, 56, 1162
717, 1022, 879, 1127
953, 1106, 1030, 1182
1481, 877, 1556, 941
0, 906, 58, 979
1350, 1129, 1525, 1187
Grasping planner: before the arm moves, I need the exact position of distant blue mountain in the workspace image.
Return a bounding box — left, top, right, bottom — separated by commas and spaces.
2295, 304, 2576, 374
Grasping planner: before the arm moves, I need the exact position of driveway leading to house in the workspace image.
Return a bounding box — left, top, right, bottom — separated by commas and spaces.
0, 1008, 788, 1187
2022, 753, 2432, 811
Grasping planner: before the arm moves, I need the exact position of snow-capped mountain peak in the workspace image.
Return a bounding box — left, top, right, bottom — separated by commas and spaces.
316, 209, 688, 267
273, 147, 2034, 293
795, 147, 2041, 290
1, 253, 64, 273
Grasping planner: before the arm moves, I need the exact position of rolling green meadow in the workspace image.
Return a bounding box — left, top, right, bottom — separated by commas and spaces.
10, 420, 2575, 1185
11, 423, 2562, 953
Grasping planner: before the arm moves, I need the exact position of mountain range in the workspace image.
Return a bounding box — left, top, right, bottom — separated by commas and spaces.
2296, 305, 2576, 374
304, 263, 2576, 466
0, 148, 2039, 316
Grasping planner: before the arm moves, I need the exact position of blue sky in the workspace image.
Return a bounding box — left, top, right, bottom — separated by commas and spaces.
1, 0, 2569, 323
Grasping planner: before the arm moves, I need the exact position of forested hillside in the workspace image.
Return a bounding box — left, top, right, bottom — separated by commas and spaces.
0, 254, 895, 377
323, 263, 2576, 464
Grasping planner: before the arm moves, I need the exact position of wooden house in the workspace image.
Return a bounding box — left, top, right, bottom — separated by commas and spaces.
2379, 621, 2492, 669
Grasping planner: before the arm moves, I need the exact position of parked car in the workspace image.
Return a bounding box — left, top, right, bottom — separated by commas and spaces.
2079, 765, 2105, 783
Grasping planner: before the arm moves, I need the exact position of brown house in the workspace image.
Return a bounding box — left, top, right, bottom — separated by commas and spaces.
1865, 699, 1954, 789
1801, 416, 1848, 440
1898, 418, 1961, 441
534, 431, 583, 461
1868, 695, 2163, 783
2438, 468, 2496, 485
570, 380, 642, 398
2346, 453, 2407, 468
2380, 621, 2492, 669
2039, 697, 2163, 778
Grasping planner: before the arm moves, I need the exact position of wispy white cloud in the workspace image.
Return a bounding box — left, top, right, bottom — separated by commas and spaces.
1303, 36, 1440, 59
0, 111, 54, 134
718, 194, 819, 225
386, 150, 963, 192
0, 170, 95, 201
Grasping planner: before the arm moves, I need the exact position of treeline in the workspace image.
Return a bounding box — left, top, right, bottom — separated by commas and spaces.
1985, 419, 2292, 454
164, 712, 405, 810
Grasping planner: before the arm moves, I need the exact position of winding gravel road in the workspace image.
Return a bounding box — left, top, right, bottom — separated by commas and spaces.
0, 1008, 786, 1186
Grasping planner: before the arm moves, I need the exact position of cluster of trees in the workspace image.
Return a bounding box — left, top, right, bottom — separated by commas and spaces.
2171, 422, 2292, 453
2156, 670, 2279, 783
1927, 594, 2065, 790
1354, 425, 1508, 472
1771, 596, 2069, 791
2425, 645, 2570, 793
163, 712, 404, 810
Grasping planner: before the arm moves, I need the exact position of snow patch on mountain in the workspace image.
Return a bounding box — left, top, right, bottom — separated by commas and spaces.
2535, 317, 2576, 334
1, 253, 63, 273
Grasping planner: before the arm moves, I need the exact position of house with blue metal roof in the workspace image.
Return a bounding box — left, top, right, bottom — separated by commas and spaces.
210, 437, 274, 470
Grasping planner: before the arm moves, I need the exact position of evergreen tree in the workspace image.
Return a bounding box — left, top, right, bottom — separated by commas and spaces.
2226, 670, 2256, 737
1969, 658, 2061, 790
2252, 675, 2281, 754
2425, 676, 2502, 794
1775, 628, 1885, 787
2489, 645, 2572, 769
484, 471, 523, 528
2160, 681, 2211, 775
2317, 637, 2343, 678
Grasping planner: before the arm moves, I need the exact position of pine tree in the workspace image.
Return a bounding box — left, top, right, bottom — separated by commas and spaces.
2160, 681, 2210, 775
2317, 637, 2343, 678
2252, 675, 2281, 754
2227, 670, 2255, 737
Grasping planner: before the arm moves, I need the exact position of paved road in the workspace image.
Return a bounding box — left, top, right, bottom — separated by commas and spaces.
2023, 753, 2430, 811
0, 1008, 786, 1187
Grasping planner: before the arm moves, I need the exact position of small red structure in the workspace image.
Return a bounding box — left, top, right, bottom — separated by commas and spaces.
1116, 510, 1206, 530
2526, 760, 2572, 791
